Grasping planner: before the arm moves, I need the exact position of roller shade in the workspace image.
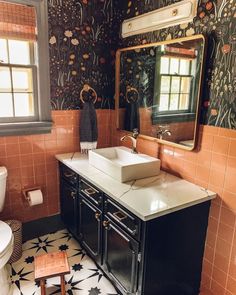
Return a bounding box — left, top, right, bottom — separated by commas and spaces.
0, 1, 36, 41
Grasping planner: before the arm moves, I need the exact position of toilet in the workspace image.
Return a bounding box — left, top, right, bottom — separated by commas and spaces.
0, 167, 14, 295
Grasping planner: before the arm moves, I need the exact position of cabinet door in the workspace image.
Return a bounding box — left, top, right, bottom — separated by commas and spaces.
103, 217, 139, 295
79, 197, 102, 263
60, 180, 77, 236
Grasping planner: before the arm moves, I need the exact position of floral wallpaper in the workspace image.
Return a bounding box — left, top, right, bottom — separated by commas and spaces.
48, 0, 236, 129
48, 0, 116, 110
119, 47, 157, 109
114, 0, 236, 128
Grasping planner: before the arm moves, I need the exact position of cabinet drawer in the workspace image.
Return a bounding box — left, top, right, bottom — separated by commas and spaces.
104, 196, 141, 240
80, 178, 103, 208
60, 164, 78, 186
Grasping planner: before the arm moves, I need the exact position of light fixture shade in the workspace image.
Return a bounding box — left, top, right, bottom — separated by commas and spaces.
122, 0, 197, 38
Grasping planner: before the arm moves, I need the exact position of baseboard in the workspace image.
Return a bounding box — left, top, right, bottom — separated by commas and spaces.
22, 214, 65, 242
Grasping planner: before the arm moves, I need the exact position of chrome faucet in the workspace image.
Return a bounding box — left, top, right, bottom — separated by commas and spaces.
157, 129, 172, 140
120, 129, 139, 153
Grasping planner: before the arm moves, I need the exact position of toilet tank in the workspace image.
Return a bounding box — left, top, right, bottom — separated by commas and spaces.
0, 167, 7, 212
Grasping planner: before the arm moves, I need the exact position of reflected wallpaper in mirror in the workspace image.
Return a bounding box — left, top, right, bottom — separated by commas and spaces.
116, 35, 206, 150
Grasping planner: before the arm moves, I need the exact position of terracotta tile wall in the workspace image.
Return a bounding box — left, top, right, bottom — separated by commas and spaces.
119, 107, 196, 142
0, 110, 111, 223
138, 108, 195, 142
1, 107, 235, 294
110, 110, 236, 295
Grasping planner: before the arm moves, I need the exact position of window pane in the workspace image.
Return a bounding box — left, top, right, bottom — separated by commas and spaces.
181, 77, 191, 93
0, 39, 8, 63
160, 76, 170, 93
8, 40, 30, 65
160, 57, 169, 74
12, 68, 33, 92
179, 59, 190, 75
13, 93, 34, 116
171, 77, 180, 93
0, 67, 11, 92
179, 94, 190, 110
169, 94, 179, 110
0, 93, 13, 117
170, 58, 179, 74
159, 94, 169, 111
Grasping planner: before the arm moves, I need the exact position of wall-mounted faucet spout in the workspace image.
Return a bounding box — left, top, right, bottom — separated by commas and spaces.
120, 129, 139, 153
156, 129, 172, 140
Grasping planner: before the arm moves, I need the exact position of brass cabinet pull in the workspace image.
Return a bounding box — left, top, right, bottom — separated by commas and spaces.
64, 172, 74, 178
95, 212, 101, 220
113, 211, 127, 221
84, 188, 96, 195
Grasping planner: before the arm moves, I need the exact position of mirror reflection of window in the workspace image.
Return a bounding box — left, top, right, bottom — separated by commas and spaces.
158, 55, 193, 113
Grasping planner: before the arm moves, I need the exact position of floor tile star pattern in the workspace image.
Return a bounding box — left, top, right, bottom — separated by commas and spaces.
8, 229, 119, 295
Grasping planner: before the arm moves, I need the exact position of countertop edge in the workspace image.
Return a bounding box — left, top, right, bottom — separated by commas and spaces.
56, 153, 216, 221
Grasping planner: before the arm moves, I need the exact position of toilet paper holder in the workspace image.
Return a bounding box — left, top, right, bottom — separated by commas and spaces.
22, 186, 41, 203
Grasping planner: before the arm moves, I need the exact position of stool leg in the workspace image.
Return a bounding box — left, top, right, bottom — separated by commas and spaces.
40, 280, 46, 295
60, 275, 66, 295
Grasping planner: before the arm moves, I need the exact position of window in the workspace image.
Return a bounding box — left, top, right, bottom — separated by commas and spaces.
158, 57, 193, 113
0, 39, 37, 120
0, 0, 52, 136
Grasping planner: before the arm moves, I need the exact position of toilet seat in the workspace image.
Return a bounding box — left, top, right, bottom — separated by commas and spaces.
0, 221, 13, 257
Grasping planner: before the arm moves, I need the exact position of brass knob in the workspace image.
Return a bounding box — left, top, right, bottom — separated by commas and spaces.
103, 220, 110, 228
95, 212, 101, 220
172, 9, 178, 16
70, 191, 76, 199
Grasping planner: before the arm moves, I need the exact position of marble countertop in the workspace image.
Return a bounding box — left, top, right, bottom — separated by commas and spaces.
56, 152, 216, 221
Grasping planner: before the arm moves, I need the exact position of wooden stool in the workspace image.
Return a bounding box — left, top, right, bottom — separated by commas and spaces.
34, 251, 70, 295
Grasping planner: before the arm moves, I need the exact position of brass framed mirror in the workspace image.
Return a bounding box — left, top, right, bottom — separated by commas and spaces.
115, 34, 206, 150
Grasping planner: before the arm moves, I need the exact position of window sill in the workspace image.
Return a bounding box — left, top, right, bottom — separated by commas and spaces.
0, 121, 53, 136
152, 112, 196, 124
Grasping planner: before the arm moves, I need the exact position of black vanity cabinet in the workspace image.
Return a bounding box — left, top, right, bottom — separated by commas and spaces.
78, 178, 103, 264
59, 163, 211, 295
102, 196, 141, 294
59, 164, 79, 236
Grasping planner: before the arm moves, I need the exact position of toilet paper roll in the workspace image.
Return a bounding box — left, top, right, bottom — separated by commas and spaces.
27, 189, 43, 206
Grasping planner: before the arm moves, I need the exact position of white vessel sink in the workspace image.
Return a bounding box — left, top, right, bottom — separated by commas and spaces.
89, 146, 161, 182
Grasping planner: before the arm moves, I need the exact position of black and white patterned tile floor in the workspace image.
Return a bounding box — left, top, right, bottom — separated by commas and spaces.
7, 229, 119, 295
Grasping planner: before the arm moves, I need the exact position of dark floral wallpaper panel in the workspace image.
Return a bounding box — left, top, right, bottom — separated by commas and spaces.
48, 0, 116, 110
48, 0, 236, 129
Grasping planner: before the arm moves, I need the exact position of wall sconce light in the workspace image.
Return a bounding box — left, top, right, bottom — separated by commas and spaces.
121, 0, 197, 38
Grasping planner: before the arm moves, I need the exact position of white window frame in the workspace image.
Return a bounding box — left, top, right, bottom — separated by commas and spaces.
0, 40, 39, 122
0, 0, 52, 136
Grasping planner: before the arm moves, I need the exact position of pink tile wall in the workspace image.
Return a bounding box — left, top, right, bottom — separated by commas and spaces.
1, 107, 235, 294
0, 110, 111, 222
110, 110, 236, 295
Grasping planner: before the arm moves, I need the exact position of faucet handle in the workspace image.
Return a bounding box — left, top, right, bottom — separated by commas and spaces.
132, 128, 139, 138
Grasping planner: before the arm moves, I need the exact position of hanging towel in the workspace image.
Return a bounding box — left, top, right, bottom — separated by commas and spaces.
124, 100, 140, 132
80, 101, 98, 153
